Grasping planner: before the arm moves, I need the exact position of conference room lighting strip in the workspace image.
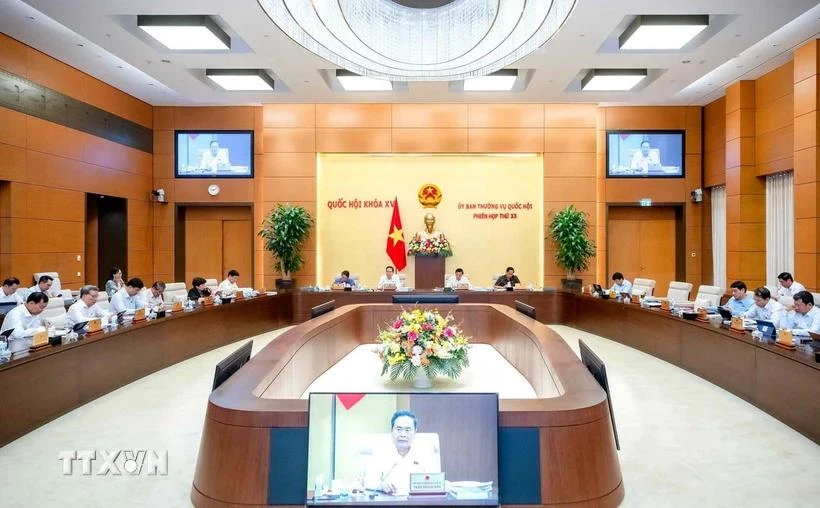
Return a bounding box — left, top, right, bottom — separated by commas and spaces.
206, 69, 276, 91
581, 68, 647, 91
137, 15, 231, 50
619, 15, 709, 50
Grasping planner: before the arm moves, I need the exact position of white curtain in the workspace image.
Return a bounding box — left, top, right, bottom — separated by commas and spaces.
766, 171, 794, 287
711, 186, 726, 290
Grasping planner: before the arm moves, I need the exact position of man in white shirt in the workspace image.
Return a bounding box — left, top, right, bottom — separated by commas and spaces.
363, 410, 440, 495
744, 287, 784, 323
0, 292, 48, 353
110, 278, 145, 314
775, 272, 806, 303
28, 275, 58, 298
445, 268, 472, 290
141, 281, 166, 310
66, 285, 111, 328
778, 291, 820, 336
0, 277, 23, 304
199, 140, 231, 173
630, 140, 661, 173
609, 272, 632, 295
377, 266, 403, 290
217, 270, 240, 297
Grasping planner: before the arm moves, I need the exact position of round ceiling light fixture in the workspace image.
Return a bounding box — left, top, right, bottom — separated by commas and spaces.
258, 0, 576, 81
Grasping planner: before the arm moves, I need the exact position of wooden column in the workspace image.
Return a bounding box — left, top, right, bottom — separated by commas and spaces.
725, 81, 766, 288
794, 39, 820, 290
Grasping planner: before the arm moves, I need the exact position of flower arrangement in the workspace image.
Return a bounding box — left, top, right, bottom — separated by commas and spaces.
375, 308, 470, 382
407, 234, 453, 257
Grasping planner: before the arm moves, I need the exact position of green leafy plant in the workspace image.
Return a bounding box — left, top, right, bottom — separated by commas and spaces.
548, 205, 596, 280
258, 204, 314, 280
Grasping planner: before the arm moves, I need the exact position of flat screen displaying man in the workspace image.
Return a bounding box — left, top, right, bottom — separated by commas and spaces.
176, 131, 253, 177
607, 131, 684, 177
307, 393, 499, 506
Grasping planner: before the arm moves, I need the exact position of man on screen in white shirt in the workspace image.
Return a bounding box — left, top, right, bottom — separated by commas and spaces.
199, 140, 231, 174
445, 268, 472, 290
363, 410, 439, 495
66, 285, 111, 328
377, 266, 403, 290
0, 292, 48, 353
0, 277, 23, 304
777, 291, 820, 336
110, 278, 145, 314
744, 287, 783, 323
217, 270, 240, 298
775, 272, 806, 304
630, 140, 661, 173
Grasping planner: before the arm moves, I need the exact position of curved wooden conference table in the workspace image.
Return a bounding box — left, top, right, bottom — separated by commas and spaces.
2, 290, 818, 505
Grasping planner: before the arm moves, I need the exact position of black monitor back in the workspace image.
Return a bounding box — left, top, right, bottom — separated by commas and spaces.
391, 294, 459, 305
212, 340, 253, 391
579, 339, 620, 450
310, 300, 336, 319
515, 300, 536, 319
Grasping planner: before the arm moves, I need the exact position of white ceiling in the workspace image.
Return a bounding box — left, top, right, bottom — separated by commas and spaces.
0, 0, 818, 107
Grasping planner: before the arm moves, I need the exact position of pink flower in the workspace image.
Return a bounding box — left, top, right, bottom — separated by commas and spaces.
407, 330, 419, 342
444, 327, 455, 338
422, 323, 432, 331
393, 319, 402, 329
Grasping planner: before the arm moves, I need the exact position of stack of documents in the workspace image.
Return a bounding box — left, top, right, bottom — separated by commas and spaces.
446, 481, 493, 500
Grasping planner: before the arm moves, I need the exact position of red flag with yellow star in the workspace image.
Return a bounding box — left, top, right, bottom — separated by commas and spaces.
386, 197, 407, 271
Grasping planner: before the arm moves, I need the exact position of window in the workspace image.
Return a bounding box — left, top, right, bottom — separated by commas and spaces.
711, 186, 726, 290
765, 172, 794, 287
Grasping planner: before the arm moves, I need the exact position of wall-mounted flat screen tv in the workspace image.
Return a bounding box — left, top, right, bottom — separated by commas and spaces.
606, 130, 684, 178
307, 392, 499, 506
175, 130, 253, 178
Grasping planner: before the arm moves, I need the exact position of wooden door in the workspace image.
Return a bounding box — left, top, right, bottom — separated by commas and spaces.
183, 206, 252, 286
608, 207, 677, 294
222, 219, 252, 282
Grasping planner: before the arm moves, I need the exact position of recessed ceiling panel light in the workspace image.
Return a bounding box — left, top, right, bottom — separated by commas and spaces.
336, 70, 393, 91
206, 69, 275, 91
619, 15, 709, 50
463, 69, 518, 91
581, 69, 647, 91
138, 15, 230, 50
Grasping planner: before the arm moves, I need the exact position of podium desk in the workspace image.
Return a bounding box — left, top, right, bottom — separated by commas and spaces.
0, 294, 292, 447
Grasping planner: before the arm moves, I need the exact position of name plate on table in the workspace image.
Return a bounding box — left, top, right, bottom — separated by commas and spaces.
87, 318, 102, 333
730, 316, 744, 332
32, 329, 49, 348
172, 300, 183, 312
630, 294, 641, 304
330, 283, 346, 290
776, 329, 794, 348
455, 283, 470, 290
381, 283, 396, 291
661, 300, 670, 311
409, 472, 445, 495
133, 308, 146, 322
203, 296, 214, 306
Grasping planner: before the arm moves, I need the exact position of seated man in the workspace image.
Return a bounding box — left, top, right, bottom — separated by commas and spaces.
630, 140, 661, 173
0, 277, 23, 304
377, 266, 403, 290
494, 267, 520, 288
0, 292, 48, 354
28, 275, 58, 298
363, 410, 439, 495
744, 287, 783, 322
778, 291, 820, 336
188, 277, 212, 302
333, 270, 355, 287
110, 278, 145, 314
142, 281, 166, 310
725, 280, 754, 316
609, 272, 632, 295
445, 268, 472, 290
217, 270, 240, 297
66, 285, 111, 328
775, 272, 806, 303
199, 140, 231, 173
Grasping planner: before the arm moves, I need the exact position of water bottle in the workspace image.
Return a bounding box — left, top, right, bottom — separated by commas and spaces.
0, 341, 11, 363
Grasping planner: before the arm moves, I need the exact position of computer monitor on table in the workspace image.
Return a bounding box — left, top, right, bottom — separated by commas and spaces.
717, 307, 733, 321
311, 300, 336, 319
756, 320, 776, 338
212, 340, 253, 391
306, 392, 499, 505
579, 340, 619, 450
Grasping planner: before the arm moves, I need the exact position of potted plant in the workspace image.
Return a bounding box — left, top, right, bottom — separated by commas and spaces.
548, 205, 595, 292
258, 204, 314, 290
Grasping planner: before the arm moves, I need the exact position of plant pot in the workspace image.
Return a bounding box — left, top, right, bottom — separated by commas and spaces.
275, 278, 295, 291
412, 368, 432, 389
561, 278, 583, 293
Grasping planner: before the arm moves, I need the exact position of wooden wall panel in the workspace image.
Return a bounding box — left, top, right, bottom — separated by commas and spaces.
173, 107, 255, 130
262, 128, 316, 153
0, 34, 28, 77
392, 104, 468, 128
468, 128, 543, 152
756, 62, 795, 176
174, 179, 254, 203
263, 104, 316, 128
391, 128, 469, 152
315, 128, 391, 152
468, 104, 544, 128
316, 104, 391, 128
544, 104, 597, 128
0, 107, 27, 148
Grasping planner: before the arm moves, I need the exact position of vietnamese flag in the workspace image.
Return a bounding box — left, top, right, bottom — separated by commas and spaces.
386, 197, 407, 271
